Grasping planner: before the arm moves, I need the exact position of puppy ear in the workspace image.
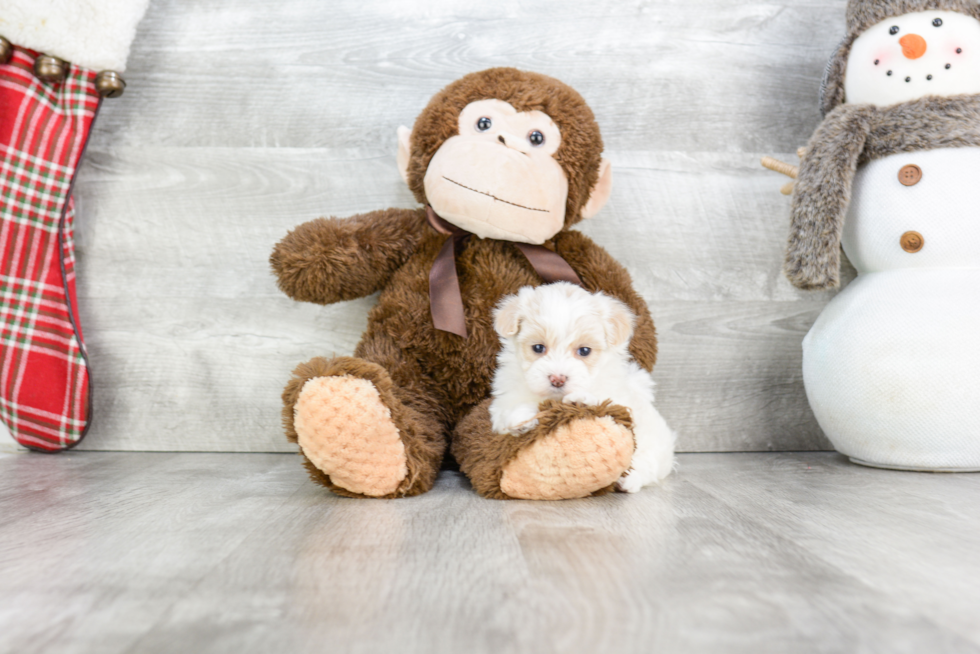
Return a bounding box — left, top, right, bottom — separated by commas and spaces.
494, 294, 523, 337
603, 296, 635, 347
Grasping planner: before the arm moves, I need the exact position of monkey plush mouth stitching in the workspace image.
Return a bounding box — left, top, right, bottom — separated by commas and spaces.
442, 177, 549, 213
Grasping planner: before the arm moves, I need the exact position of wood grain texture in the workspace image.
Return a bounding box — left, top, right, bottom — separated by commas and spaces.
69, 0, 860, 452
89, 0, 847, 153
2, 452, 979, 653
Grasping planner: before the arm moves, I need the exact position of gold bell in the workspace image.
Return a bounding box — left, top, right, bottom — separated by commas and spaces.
0, 36, 12, 65
34, 54, 68, 83
94, 70, 126, 98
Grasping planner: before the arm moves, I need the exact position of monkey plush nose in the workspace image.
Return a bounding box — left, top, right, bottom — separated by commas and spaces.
496, 132, 530, 154
900, 34, 927, 59
549, 374, 567, 388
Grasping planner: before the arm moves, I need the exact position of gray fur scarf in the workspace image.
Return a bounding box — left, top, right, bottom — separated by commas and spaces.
785, 93, 980, 290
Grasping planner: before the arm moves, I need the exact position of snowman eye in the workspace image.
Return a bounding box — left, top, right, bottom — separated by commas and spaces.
890, 26, 900, 35
933, 18, 943, 27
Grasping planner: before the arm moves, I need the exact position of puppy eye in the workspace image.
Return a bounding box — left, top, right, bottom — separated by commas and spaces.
476, 116, 492, 132
889, 25, 900, 35
528, 130, 545, 147
933, 18, 943, 27
577, 347, 591, 357
532, 344, 546, 354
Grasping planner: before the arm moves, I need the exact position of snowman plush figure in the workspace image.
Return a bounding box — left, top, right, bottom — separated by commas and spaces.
786, 0, 980, 470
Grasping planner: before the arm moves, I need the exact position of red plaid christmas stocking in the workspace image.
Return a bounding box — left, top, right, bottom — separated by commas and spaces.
0, 48, 101, 451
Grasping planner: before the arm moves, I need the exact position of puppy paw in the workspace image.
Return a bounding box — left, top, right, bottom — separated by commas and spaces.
615, 471, 644, 494
562, 391, 601, 406
616, 449, 675, 493
504, 405, 540, 435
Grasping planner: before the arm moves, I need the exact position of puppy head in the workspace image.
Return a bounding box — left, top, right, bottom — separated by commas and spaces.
493, 282, 635, 398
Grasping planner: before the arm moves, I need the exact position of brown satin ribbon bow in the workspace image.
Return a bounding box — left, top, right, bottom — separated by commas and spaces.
426, 206, 582, 338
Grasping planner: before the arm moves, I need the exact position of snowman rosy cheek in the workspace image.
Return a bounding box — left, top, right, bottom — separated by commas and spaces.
873, 49, 895, 69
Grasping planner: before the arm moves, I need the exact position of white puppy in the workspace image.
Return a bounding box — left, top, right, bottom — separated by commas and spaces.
489, 282, 676, 492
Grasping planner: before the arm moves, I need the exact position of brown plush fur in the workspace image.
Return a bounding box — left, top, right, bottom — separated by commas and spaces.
405, 68, 604, 228
820, 0, 980, 115
270, 208, 427, 305
787, 93, 980, 290
452, 398, 632, 500
272, 68, 656, 499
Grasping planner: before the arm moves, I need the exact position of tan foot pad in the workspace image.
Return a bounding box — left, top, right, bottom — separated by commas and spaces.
295, 375, 407, 497
500, 416, 634, 500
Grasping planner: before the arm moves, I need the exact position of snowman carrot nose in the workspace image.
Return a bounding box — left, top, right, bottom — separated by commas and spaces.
899, 34, 927, 59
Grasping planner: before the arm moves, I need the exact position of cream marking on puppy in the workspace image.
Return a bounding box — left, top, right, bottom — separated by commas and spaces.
489, 283, 676, 492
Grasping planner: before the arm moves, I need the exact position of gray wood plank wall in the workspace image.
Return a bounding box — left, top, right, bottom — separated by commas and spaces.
60, 0, 856, 452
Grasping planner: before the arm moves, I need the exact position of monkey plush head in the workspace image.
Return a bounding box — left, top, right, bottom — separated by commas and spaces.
397, 68, 612, 244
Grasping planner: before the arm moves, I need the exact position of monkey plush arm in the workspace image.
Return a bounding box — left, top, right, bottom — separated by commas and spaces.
552, 231, 658, 372
270, 208, 427, 304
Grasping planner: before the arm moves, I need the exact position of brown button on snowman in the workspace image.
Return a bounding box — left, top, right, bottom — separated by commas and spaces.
766, 0, 980, 471
897, 164, 922, 185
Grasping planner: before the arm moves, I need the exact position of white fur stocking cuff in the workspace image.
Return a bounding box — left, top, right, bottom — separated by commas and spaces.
0, 0, 151, 71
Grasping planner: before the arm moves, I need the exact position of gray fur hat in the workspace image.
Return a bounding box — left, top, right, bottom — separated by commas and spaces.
820, 0, 980, 115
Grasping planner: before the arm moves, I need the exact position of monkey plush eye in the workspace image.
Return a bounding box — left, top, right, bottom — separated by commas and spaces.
476, 116, 492, 131
890, 26, 900, 35
528, 130, 545, 147
577, 347, 591, 357
532, 344, 546, 354
933, 18, 943, 27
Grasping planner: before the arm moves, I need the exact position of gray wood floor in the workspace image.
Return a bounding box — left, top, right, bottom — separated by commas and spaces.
57, 0, 858, 453
2, 451, 978, 654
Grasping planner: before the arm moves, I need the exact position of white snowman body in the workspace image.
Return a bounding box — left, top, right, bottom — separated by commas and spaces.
802, 10, 980, 470
804, 149, 980, 469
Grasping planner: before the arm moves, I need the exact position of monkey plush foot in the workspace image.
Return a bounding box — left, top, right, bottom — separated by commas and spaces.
282, 357, 442, 498
453, 399, 635, 500
294, 375, 407, 497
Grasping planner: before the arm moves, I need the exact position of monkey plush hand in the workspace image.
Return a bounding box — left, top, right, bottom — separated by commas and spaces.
271, 68, 658, 500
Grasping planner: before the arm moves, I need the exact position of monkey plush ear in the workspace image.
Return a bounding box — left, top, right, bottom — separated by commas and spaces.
580, 158, 613, 220
397, 125, 412, 184
493, 295, 523, 338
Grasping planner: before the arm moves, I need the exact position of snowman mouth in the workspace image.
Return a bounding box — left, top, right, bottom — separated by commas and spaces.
877, 45, 961, 83
885, 66, 950, 82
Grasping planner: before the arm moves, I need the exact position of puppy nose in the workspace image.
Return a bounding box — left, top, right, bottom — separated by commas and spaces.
900, 33, 927, 59
549, 374, 567, 388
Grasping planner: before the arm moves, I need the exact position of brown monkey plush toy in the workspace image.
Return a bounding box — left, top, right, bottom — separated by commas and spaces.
271, 68, 658, 500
